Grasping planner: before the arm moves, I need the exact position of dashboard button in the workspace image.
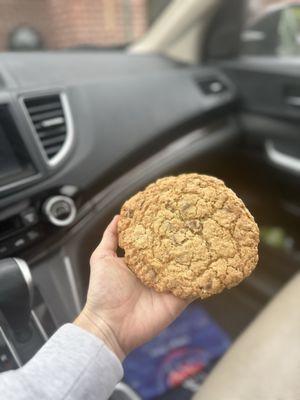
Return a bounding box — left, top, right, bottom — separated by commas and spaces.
0, 244, 9, 256
27, 230, 42, 242
43, 196, 76, 227
12, 237, 27, 249
21, 208, 38, 226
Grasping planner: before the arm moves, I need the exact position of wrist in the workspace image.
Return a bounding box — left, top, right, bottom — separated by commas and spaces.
74, 308, 126, 361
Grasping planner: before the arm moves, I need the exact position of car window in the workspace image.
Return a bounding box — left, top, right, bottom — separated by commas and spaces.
0, 0, 172, 52
241, 0, 300, 56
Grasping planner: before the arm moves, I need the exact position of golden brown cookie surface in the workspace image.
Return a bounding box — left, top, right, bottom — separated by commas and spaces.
118, 174, 259, 299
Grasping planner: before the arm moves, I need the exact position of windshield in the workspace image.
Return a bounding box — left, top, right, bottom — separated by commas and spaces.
0, 0, 171, 52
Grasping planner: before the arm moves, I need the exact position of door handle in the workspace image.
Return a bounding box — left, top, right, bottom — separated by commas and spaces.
265, 140, 300, 174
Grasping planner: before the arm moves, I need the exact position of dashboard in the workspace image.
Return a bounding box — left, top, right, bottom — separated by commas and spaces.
0, 51, 236, 263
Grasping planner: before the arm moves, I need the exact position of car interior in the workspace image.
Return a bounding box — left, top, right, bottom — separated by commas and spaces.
0, 0, 299, 398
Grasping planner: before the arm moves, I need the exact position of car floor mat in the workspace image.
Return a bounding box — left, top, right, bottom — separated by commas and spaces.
123, 304, 230, 399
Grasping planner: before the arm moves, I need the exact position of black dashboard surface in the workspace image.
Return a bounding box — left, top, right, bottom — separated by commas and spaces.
0, 52, 236, 209
0, 52, 180, 89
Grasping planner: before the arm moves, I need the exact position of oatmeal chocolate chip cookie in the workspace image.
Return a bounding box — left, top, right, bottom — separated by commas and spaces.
118, 173, 259, 299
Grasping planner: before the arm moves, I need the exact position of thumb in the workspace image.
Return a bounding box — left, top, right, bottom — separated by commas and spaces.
91, 215, 120, 260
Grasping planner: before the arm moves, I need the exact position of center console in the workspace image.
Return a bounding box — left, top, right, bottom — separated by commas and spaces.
0, 192, 77, 259
0, 90, 81, 371
0, 258, 53, 370
0, 89, 79, 255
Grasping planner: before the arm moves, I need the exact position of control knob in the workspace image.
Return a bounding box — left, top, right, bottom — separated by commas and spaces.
43, 195, 76, 227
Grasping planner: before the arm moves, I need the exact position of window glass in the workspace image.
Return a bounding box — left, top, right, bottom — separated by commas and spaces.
241, 0, 300, 56
0, 0, 171, 52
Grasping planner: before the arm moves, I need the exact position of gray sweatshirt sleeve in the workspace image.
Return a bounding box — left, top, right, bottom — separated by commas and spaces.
0, 323, 124, 400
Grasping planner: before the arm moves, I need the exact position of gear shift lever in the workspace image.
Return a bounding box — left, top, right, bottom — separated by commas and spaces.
0, 258, 33, 335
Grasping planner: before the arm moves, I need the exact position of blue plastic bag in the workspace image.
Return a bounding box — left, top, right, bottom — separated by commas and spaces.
123, 304, 230, 399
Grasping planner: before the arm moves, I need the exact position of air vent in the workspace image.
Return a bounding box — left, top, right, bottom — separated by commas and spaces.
23, 93, 73, 165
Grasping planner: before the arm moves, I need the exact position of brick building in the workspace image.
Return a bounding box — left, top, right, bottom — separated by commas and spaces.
0, 0, 148, 51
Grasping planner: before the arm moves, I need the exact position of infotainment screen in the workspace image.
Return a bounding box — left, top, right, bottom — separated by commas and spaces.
0, 106, 36, 189
0, 126, 23, 182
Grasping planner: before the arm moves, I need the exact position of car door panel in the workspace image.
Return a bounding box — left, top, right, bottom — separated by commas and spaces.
220, 57, 300, 178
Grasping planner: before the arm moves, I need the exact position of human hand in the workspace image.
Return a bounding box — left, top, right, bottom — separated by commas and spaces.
74, 215, 190, 361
